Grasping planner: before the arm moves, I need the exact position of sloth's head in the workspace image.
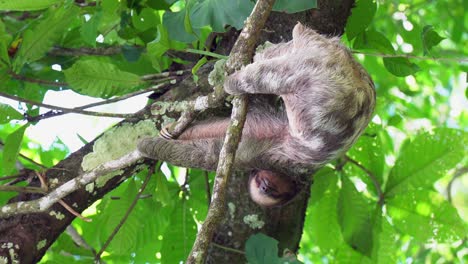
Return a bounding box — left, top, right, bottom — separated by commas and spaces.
248, 170, 297, 207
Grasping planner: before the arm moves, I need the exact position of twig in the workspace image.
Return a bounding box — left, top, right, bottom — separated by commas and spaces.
9, 71, 68, 87
95, 163, 157, 260
49, 46, 122, 56
0, 150, 143, 218
345, 155, 384, 205
211, 242, 244, 255
35, 171, 91, 222
18, 153, 47, 169
204, 171, 212, 207
186, 0, 276, 263
0, 91, 138, 119
0, 175, 22, 182
27, 81, 175, 122
0, 185, 46, 194
141, 70, 188, 81
65, 225, 96, 254
352, 50, 468, 63
447, 167, 468, 203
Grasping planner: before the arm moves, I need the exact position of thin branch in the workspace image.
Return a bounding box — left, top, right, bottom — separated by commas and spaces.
9, 71, 68, 87
35, 171, 91, 222
204, 171, 212, 207
352, 50, 468, 63
65, 225, 97, 254
0, 185, 46, 194
0, 91, 139, 119
95, 163, 157, 260
447, 167, 468, 203
0, 150, 143, 218
18, 152, 47, 169
186, 0, 275, 263
141, 70, 188, 81
211, 242, 244, 255
0, 175, 22, 182
49, 46, 122, 56
345, 155, 384, 205
27, 81, 175, 122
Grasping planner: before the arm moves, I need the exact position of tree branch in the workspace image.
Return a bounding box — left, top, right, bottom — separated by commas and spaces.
0, 91, 140, 119
0, 150, 143, 218
27, 81, 175, 122
352, 50, 468, 63
186, 0, 276, 262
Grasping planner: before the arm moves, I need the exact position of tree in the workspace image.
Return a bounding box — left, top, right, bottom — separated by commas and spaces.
0, 0, 466, 263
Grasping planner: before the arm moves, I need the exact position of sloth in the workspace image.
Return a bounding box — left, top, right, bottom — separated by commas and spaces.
138, 23, 376, 207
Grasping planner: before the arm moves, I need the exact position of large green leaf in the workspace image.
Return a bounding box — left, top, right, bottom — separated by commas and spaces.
304, 168, 343, 251
0, 0, 60, 11
338, 176, 373, 256
189, 0, 254, 33
80, 10, 103, 47
163, 10, 198, 43
64, 59, 143, 98
12, 4, 79, 72
386, 128, 468, 196
160, 196, 197, 264
387, 190, 467, 242
245, 233, 280, 264
0, 103, 23, 124
335, 244, 372, 264
0, 19, 11, 66
347, 126, 385, 191
2, 124, 29, 174
345, 0, 377, 40
370, 210, 397, 264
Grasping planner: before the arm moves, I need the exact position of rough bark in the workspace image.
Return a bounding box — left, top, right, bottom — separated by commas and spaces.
0, 1, 355, 262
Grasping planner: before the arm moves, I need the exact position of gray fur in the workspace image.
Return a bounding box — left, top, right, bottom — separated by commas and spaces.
138, 23, 375, 180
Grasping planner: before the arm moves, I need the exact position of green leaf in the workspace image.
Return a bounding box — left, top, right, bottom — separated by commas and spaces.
304, 168, 343, 251
335, 244, 372, 264
80, 10, 103, 47
0, 0, 60, 11
131, 8, 160, 32
0, 103, 23, 124
245, 233, 280, 264
347, 126, 385, 189
153, 170, 171, 206
64, 59, 143, 98
163, 10, 198, 43
2, 124, 29, 174
338, 176, 373, 255
345, 0, 377, 41
421, 25, 445, 55
161, 197, 197, 264
190, 0, 255, 33
353, 29, 395, 54
0, 19, 11, 66
387, 190, 467, 242
121, 45, 144, 62
383, 57, 420, 77
12, 4, 79, 72
101, 179, 140, 253
371, 209, 397, 264
386, 128, 468, 195
273, 0, 317, 13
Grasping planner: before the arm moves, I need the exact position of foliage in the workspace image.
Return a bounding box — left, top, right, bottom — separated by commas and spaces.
0, 0, 466, 263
